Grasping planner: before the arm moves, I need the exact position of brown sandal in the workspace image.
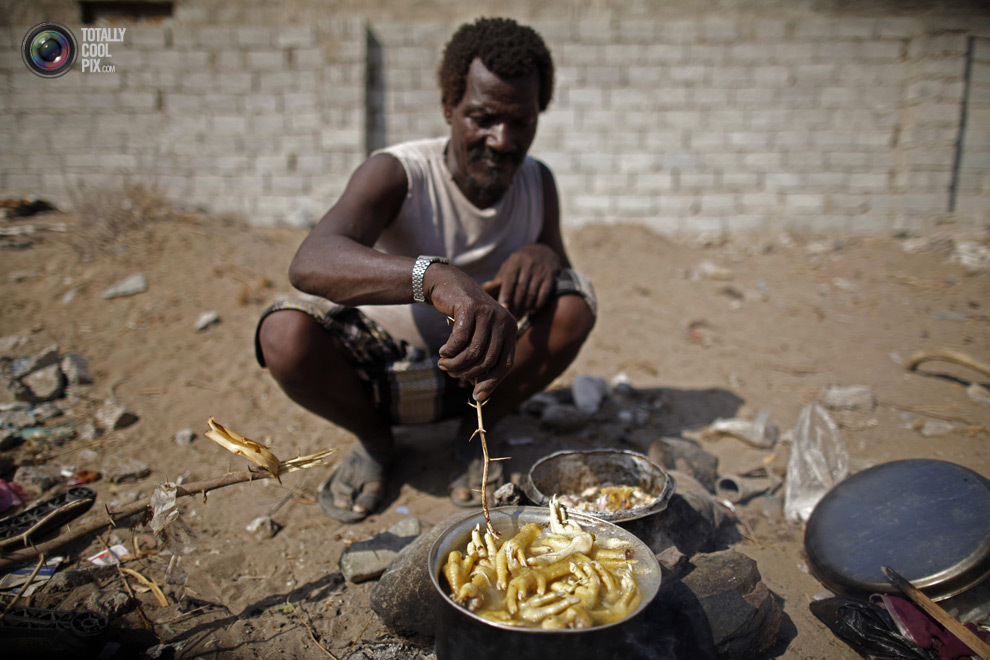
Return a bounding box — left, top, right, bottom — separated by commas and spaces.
318, 449, 388, 523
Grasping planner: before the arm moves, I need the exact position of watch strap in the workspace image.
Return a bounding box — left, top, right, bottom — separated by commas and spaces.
412, 255, 448, 304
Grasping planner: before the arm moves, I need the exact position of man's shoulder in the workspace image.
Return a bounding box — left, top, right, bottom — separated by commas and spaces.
374, 137, 446, 162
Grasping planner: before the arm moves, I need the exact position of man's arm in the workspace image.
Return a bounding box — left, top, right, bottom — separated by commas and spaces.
289, 152, 518, 402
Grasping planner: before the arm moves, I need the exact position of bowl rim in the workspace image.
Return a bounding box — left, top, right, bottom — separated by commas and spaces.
428, 505, 662, 633
522, 448, 676, 523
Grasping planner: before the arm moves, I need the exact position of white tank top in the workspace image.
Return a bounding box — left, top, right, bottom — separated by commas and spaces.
359, 137, 544, 352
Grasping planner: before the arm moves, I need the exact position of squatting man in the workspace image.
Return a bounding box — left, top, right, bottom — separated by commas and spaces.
256, 17, 597, 522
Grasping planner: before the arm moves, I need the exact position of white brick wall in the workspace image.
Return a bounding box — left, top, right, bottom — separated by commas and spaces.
1, 18, 366, 225
2, 4, 989, 233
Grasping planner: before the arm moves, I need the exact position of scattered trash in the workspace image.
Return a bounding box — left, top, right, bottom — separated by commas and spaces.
820, 384, 876, 412
88, 544, 130, 566
101, 272, 147, 299
0, 197, 57, 218
715, 474, 769, 504
150, 483, 198, 584
0, 556, 63, 596
704, 411, 778, 448
194, 310, 220, 331
395, 506, 410, 515
66, 469, 101, 486
245, 515, 281, 539
919, 419, 954, 437
0, 480, 26, 514
688, 259, 734, 281
784, 404, 849, 523
571, 374, 608, 415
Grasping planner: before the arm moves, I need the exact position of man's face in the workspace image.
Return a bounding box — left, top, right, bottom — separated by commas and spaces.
444, 58, 541, 208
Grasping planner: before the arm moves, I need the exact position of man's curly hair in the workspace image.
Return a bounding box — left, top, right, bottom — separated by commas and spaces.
438, 17, 554, 112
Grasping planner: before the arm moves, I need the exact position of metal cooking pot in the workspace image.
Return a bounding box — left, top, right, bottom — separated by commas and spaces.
428, 506, 662, 660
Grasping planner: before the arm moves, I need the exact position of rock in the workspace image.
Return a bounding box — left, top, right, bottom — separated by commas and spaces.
60, 353, 92, 385
539, 403, 588, 431
0, 335, 29, 355
341, 517, 422, 583
571, 375, 608, 415
0, 408, 36, 429
0, 428, 20, 451
371, 514, 462, 641
493, 481, 527, 506
920, 419, 955, 437
949, 240, 990, 274
77, 423, 100, 442
46, 565, 117, 592
648, 437, 719, 492
101, 273, 147, 299
20, 363, 66, 402
13, 464, 62, 494
520, 391, 557, 416
32, 402, 62, 421
676, 550, 782, 659
94, 398, 139, 430
246, 515, 282, 539
86, 588, 134, 617
820, 384, 876, 411
623, 471, 728, 556
656, 546, 688, 576
104, 456, 151, 483
174, 428, 195, 445
194, 310, 220, 331
968, 383, 990, 407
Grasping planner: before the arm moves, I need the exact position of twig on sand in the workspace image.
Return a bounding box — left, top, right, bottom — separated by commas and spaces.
0, 468, 274, 571
905, 348, 990, 380
291, 600, 338, 659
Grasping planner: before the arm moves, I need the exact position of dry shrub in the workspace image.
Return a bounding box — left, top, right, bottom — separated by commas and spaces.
69, 182, 176, 260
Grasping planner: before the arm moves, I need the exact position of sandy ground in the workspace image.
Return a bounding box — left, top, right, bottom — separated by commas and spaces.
1, 199, 989, 659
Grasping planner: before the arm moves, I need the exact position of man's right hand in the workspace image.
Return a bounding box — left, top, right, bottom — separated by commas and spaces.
426, 264, 518, 402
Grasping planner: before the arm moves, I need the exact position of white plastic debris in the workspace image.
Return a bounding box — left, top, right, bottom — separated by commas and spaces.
784, 404, 849, 523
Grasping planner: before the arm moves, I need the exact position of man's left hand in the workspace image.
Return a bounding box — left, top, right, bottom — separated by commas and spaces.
491, 244, 562, 318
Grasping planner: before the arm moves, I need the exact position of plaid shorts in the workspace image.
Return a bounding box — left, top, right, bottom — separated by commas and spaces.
254, 268, 596, 425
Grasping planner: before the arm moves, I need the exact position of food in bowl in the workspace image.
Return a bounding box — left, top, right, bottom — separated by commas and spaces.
558, 484, 657, 512
441, 497, 643, 629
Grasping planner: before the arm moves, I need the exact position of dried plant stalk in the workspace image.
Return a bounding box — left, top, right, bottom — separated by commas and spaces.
468, 398, 507, 538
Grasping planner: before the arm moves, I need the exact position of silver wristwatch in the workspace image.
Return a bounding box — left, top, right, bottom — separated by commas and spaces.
411, 255, 448, 304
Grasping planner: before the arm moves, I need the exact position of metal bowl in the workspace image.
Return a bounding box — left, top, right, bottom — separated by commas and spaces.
522, 449, 676, 523
428, 506, 662, 659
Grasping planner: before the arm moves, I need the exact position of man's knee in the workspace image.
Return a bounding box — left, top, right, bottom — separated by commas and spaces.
549, 294, 595, 351
258, 310, 325, 377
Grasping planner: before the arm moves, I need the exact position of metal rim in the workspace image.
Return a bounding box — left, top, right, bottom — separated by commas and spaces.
428, 506, 661, 633
522, 448, 676, 523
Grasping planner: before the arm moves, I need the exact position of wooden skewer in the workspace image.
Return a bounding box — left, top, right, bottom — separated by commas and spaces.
881, 565, 990, 660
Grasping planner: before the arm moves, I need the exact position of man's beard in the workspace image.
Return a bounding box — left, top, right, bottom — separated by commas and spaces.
465, 147, 523, 201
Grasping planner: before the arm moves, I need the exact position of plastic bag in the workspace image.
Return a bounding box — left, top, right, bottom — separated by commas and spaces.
810, 596, 937, 660
150, 483, 198, 584
783, 403, 849, 522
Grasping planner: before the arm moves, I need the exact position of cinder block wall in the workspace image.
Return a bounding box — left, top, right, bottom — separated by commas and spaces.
0, 17, 367, 226
374, 16, 990, 234
2, 2, 989, 234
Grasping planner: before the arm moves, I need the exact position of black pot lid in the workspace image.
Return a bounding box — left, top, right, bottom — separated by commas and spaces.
804, 459, 990, 601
